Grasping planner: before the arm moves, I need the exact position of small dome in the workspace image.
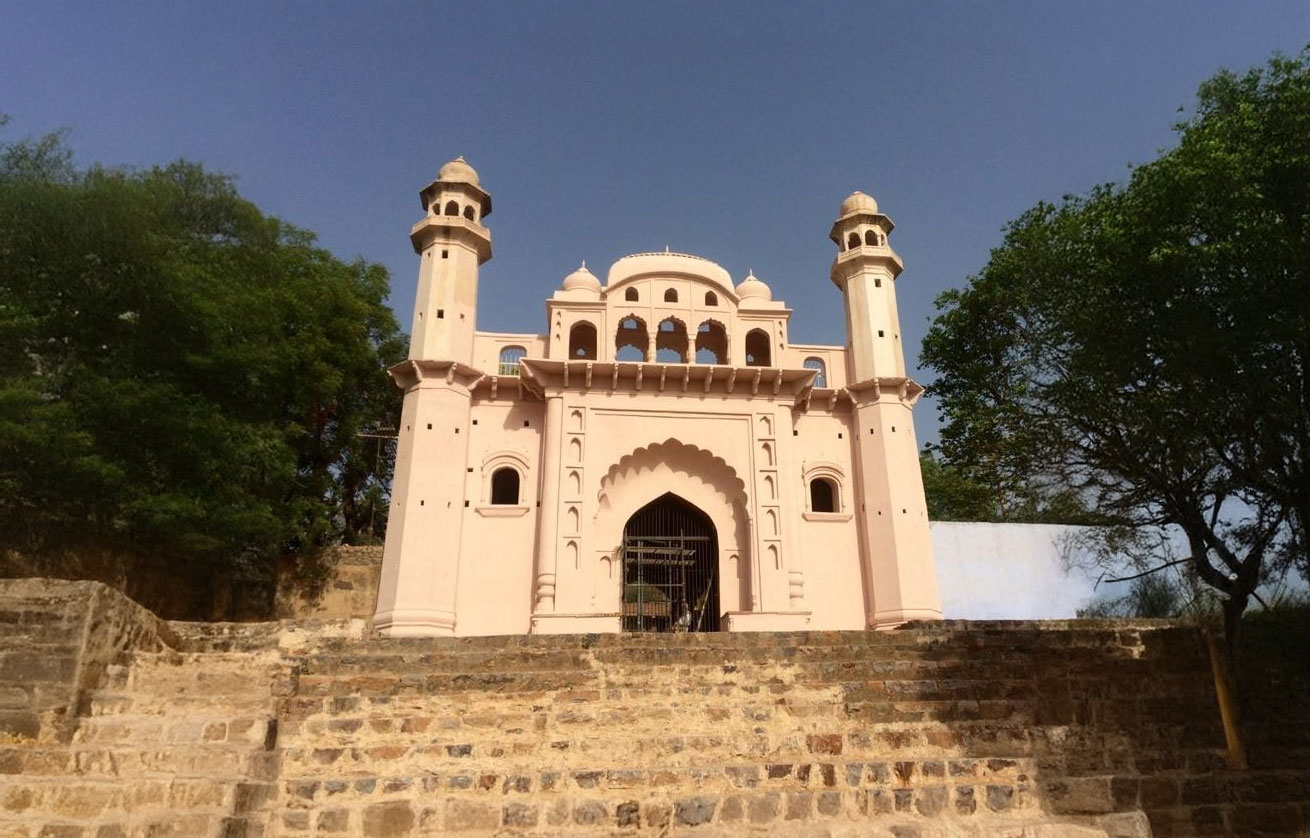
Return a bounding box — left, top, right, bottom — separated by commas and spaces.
438, 156, 480, 185
840, 191, 878, 216
562, 261, 601, 294
735, 271, 772, 301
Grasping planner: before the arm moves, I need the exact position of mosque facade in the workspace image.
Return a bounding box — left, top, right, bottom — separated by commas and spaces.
374, 158, 942, 637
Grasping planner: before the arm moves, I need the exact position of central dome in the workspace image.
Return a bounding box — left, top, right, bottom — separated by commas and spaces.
605, 251, 735, 295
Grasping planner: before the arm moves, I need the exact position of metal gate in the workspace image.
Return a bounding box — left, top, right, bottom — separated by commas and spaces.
621, 493, 720, 633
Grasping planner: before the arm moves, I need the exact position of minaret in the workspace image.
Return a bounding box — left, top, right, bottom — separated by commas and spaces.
407, 156, 492, 363
375, 158, 492, 637
830, 191, 943, 628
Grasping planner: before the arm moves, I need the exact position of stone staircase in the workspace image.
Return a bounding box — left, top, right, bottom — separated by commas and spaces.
0, 647, 287, 837
3, 579, 1309, 837
262, 625, 1188, 836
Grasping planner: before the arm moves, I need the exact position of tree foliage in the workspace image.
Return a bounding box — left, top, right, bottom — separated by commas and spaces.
922, 51, 1310, 651
0, 125, 405, 605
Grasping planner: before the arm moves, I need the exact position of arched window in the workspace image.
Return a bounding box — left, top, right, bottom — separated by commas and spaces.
663, 288, 678, 303
569, 322, 597, 360
803, 357, 827, 388
704, 291, 718, 307
615, 316, 648, 362
655, 318, 688, 363
809, 478, 836, 513
695, 320, 728, 364
846, 232, 860, 250
444, 200, 460, 216
498, 345, 526, 376
745, 329, 771, 367
864, 229, 878, 246
624, 287, 639, 302
491, 468, 520, 505
463, 205, 476, 221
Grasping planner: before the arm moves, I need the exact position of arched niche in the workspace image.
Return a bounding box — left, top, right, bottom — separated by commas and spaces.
569, 322, 598, 360
745, 329, 771, 367
694, 320, 727, 364
615, 316, 648, 362
655, 317, 689, 363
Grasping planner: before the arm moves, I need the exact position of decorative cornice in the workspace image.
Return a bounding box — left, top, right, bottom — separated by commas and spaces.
409, 216, 493, 263
845, 376, 925, 406
387, 359, 486, 392
517, 359, 817, 401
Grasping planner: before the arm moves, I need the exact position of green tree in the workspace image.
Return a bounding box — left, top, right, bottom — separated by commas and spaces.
0, 125, 405, 613
922, 51, 1310, 656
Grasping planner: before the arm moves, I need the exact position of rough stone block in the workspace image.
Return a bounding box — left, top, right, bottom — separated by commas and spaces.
785, 791, 812, 820
985, 784, 1014, 812
445, 800, 496, 831
748, 793, 780, 823
817, 790, 843, 816
915, 785, 947, 816
616, 801, 640, 827
362, 802, 414, 836
502, 802, 537, 828
573, 800, 607, 826
675, 796, 717, 826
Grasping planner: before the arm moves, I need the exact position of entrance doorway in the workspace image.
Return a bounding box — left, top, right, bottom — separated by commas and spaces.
621, 493, 720, 632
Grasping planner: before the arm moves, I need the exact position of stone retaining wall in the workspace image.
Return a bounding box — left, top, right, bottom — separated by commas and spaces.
0, 580, 1307, 837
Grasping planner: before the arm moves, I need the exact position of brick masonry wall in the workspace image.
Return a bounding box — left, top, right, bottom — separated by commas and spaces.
0, 581, 1307, 837
274, 546, 382, 622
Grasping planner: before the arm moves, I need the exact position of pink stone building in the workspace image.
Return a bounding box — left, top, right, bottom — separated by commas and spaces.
375, 158, 942, 637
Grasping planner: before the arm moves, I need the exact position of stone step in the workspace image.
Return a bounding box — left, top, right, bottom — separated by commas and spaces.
0, 776, 240, 819
264, 773, 1051, 835
101, 650, 285, 692
71, 713, 275, 748
1, 745, 278, 781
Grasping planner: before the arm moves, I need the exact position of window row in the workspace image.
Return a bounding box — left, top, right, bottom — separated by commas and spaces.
622, 287, 718, 307
842, 229, 885, 250
490, 467, 840, 515
495, 338, 827, 381
432, 198, 480, 222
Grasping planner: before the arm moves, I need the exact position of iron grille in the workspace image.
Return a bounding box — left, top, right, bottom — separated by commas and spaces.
621, 494, 719, 632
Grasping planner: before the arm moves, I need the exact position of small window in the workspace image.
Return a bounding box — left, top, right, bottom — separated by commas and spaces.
745, 329, 771, 367
865, 230, 878, 246
463, 206, 476, 221
444, 200, 459, 216
847, 232, 860, 249
704, 291, 717, 307
498, 346, 526, 376
491, 468, 520, 505
803, 357, 827, 388
569, 322, 598, 360
664, 288, 678, 303
810, 478, 836, 513
625, 287, 639, 302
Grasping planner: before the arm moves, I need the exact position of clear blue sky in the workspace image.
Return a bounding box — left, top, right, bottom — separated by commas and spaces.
4, 3, 1307, 443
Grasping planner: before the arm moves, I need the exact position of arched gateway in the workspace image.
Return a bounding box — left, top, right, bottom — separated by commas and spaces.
621, 494, 720, 633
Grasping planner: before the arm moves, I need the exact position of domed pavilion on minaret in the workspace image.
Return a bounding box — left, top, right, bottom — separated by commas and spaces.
375, 158, 942, 637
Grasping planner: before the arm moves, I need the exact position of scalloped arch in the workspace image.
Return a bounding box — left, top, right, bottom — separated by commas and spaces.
597, 438, 748, 510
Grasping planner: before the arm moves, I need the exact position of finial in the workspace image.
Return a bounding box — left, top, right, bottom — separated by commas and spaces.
665, 245, 670, 253
455, 155, 467, 162
580, 260, 587, 269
